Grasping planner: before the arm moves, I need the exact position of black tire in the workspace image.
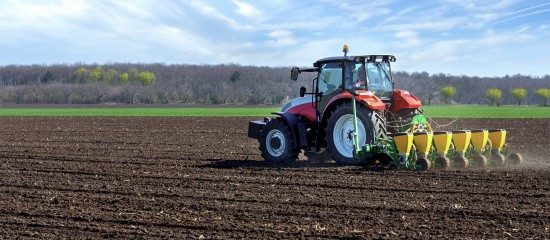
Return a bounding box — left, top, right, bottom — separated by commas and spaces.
490, 153, 505, 167
472, 154, 488, 168
507, 153, 523, 165
416, 157, 431, 171
258, 118, 298, 163
373, 110, 387, 138
326, 102, 385, 165
453, 156, 469, 169
434, 156, 451, 170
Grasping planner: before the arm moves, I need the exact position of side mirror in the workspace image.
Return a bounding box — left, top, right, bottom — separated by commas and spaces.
300, 86, 306, 97
291, 67, 300, 81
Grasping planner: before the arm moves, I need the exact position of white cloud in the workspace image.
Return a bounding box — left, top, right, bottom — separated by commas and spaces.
539, 24, 550, 31
279, 39, 342, 66
468, 13, 500, 28
385, 17, 465, 31
259, 17, 337, 32
0, 0, 88, 33
443, 0, 518, 11
477, 27, 534, 46
506, 2, 550, 14
185, 0, 254, 30
394, 26, 539, 75
410, 39, 466, 64
393, 31, 424, 48
232, 0, 263, 20
266, 30, 296, 47
492, 8, 550, 25
328, 0, 393, 23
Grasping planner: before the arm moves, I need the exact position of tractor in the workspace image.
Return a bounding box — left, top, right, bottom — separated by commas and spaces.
248, 45, 522, 170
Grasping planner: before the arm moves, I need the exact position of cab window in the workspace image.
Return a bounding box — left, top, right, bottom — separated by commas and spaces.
366, 61, 393, 99
344, 62, 366, 90
317, 62, 342, 95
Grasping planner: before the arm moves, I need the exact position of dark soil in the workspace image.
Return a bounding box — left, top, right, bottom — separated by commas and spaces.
0, 117, 548, 239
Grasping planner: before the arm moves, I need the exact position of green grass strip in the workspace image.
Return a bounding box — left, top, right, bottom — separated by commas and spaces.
421, 105, 550, 118
0, 105, 548, 118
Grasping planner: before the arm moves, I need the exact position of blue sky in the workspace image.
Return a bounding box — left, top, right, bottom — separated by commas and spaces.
1, 0, 549, 76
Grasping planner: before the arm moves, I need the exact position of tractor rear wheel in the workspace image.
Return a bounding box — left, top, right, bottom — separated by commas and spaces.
326, 102, 385, 165
259, 118, 298, 163
373, 109, 388, 138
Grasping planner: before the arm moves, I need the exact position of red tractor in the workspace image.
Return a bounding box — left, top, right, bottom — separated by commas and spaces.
248, 45, 428, 165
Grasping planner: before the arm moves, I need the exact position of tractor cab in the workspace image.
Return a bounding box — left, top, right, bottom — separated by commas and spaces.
288, 49, 396, 123
313, 54, 396, 101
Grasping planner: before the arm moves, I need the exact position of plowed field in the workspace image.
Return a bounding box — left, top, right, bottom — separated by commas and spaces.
0, 117, 548, 239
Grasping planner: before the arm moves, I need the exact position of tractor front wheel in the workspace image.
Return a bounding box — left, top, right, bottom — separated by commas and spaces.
259, 118, 298, 163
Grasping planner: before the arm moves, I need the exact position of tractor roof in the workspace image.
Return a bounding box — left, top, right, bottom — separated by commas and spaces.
315, 55, 396, 64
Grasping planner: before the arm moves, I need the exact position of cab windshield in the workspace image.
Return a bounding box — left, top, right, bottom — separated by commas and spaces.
366, 60, 392, 99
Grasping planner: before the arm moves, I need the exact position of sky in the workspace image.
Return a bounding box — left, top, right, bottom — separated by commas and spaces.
1, 0, 549, 77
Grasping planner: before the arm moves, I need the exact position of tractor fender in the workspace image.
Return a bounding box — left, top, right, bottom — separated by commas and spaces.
389, 90, 421, 113
282, 96, 317, 122
325, 91, 385, 112
320, 92, 385, 141
355, 92, 386, 110
271, 112, 300, 149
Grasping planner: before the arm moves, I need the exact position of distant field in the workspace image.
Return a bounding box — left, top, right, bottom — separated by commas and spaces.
0, 105, 548, 118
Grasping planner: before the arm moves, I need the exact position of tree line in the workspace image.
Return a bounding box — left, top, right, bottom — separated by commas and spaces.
0, 63, 548, 105
439, 85, 549, 106
394, 71, 550, 106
